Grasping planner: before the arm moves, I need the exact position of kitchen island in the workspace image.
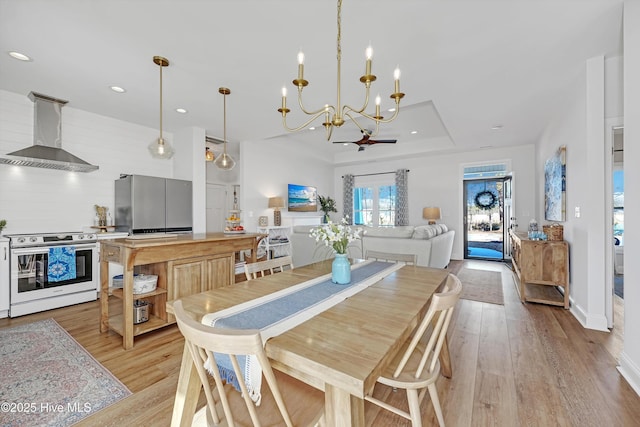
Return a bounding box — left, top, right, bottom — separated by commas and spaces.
99, 232, 262, 349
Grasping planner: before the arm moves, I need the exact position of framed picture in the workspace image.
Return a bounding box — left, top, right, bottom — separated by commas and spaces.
544, 145, 566, 221
258, 216, 268, 227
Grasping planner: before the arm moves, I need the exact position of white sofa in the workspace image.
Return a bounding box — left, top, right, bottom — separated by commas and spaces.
290, 224, 455, 269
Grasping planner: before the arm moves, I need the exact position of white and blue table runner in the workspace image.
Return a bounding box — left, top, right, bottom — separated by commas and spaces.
201, 260, 403, 403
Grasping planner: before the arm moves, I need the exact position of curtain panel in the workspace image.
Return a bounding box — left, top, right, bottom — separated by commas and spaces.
343, 174, 354, 224
395, 169, 409, 226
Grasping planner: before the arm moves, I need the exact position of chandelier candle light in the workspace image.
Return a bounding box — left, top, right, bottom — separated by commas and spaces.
278, 0, 405, 141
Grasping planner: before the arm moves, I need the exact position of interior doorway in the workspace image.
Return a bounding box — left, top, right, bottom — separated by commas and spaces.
206, 183, 226, 232
605, 125, 624, 331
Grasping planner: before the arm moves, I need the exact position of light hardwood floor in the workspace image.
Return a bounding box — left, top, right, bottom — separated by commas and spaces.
1, 260, 637, 426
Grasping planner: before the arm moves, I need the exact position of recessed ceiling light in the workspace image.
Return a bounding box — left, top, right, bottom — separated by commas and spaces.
388, 107, 396, 112
343, 143, 349, 146
491, 125, 503, 130
110, 86, 126, 93
309, 126, 316, 131
8, 51, 31, 61
176, 108, 188, 114
410, 130, 418, 134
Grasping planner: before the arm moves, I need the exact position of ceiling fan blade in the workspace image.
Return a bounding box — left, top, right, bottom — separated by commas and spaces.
369, 139, 397, 144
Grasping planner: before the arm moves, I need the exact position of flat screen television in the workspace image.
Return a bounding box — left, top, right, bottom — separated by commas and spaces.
288, 184, 318, 212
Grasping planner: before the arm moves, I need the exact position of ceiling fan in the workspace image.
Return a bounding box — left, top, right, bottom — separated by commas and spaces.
333, 130, 397, 151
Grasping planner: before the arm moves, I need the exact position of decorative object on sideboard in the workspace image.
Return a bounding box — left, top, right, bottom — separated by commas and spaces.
543, 223, 564, 241
213, 87, 236, 170
278, 0, 405, 141
268, 197, 285, 226
148, 56, 175, 159
319, 195, 337, 223
258, 216, 268, 227
423, 207, 441, 225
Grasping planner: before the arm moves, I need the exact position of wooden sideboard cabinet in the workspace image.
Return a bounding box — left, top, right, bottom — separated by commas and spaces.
509, 230, 569, 309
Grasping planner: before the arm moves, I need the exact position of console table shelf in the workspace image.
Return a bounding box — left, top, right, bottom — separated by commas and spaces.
509, 230, 569, 309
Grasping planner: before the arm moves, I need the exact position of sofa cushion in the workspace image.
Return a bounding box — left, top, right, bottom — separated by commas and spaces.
362, 226, 415, 238
436, 223, 448, 233
412, 224, 449, 239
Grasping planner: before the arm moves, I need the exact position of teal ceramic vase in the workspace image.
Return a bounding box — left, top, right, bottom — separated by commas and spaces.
331, 253, 351, 284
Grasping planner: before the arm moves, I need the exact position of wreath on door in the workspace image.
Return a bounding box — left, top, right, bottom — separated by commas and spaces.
474, 190, 498, 209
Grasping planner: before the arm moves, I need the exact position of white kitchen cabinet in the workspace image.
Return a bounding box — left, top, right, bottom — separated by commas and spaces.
257, 226, 292, 259
0, 237, 9, 318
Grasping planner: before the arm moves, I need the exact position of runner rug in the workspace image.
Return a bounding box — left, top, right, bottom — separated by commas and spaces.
0, 318, 131, 427
457, 267, 505, 305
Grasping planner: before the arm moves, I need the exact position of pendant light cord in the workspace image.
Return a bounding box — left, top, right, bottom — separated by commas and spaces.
159, 62, 163, 140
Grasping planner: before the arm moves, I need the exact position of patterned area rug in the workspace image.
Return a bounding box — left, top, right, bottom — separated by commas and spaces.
457, 268, 504, 305
0, 318, 131, 427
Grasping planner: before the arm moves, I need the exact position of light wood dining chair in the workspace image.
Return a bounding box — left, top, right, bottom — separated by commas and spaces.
365, 249, 417, 265
173, 300, 324, 427
244, 255, 294, 281
365, 273, 462, 426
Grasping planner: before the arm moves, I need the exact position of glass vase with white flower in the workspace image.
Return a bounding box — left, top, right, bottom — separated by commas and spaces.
309, 217, 361, 284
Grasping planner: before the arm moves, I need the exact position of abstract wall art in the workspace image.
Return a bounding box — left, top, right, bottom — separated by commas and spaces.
544, 145, 566, 221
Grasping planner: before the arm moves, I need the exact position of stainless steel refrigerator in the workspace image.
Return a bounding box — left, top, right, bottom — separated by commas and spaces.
115, 174, 193, 234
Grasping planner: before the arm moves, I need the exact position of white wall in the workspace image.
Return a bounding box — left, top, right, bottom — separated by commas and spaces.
239, 137, 333, 231
332, 145, 537, 261
0, 90, 173, 234
619, 0, 640, 397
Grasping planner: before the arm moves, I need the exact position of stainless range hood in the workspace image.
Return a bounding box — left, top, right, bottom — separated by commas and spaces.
0, 92, 99, 172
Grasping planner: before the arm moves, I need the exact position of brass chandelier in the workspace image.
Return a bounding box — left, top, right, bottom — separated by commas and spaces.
278, 0, 404, 141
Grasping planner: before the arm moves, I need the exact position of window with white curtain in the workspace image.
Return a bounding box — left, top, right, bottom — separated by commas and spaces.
353, 175, 396, 227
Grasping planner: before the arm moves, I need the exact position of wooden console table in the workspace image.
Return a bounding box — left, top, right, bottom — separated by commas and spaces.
99, 232, 262, 349
509, 230, 569, 309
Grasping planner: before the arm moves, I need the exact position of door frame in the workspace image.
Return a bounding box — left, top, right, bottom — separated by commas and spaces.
604, 118, 623, 328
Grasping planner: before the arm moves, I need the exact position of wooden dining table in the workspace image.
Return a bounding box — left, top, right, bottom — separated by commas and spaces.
166, 259, 451, 427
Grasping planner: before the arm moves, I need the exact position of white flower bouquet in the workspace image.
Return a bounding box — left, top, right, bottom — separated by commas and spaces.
309, 217, 361, 255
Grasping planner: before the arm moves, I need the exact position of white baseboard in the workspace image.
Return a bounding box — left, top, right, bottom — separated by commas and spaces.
618, 352, 640, 397
569, 297, 609, 332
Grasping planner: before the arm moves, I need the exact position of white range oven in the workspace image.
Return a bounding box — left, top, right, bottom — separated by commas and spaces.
7, 232, 99, 317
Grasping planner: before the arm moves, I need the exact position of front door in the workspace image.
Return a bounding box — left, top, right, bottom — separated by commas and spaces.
464, 178, 505, 261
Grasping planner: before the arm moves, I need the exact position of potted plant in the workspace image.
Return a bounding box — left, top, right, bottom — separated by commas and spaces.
318, 195, 337, 223
0, 219, 6, 235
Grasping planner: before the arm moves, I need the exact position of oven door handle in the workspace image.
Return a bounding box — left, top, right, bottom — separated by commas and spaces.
11, 243, 98, 255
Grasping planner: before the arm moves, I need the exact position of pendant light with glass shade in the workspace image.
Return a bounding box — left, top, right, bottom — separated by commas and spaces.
148, 56, 175, 159
214, 87, 236, 170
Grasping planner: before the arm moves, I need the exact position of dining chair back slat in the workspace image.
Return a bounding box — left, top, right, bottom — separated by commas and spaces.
365, 273, 462, 427
365, 250, 417, 265
173, 300, 324, 427
245, 256, 294, 281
